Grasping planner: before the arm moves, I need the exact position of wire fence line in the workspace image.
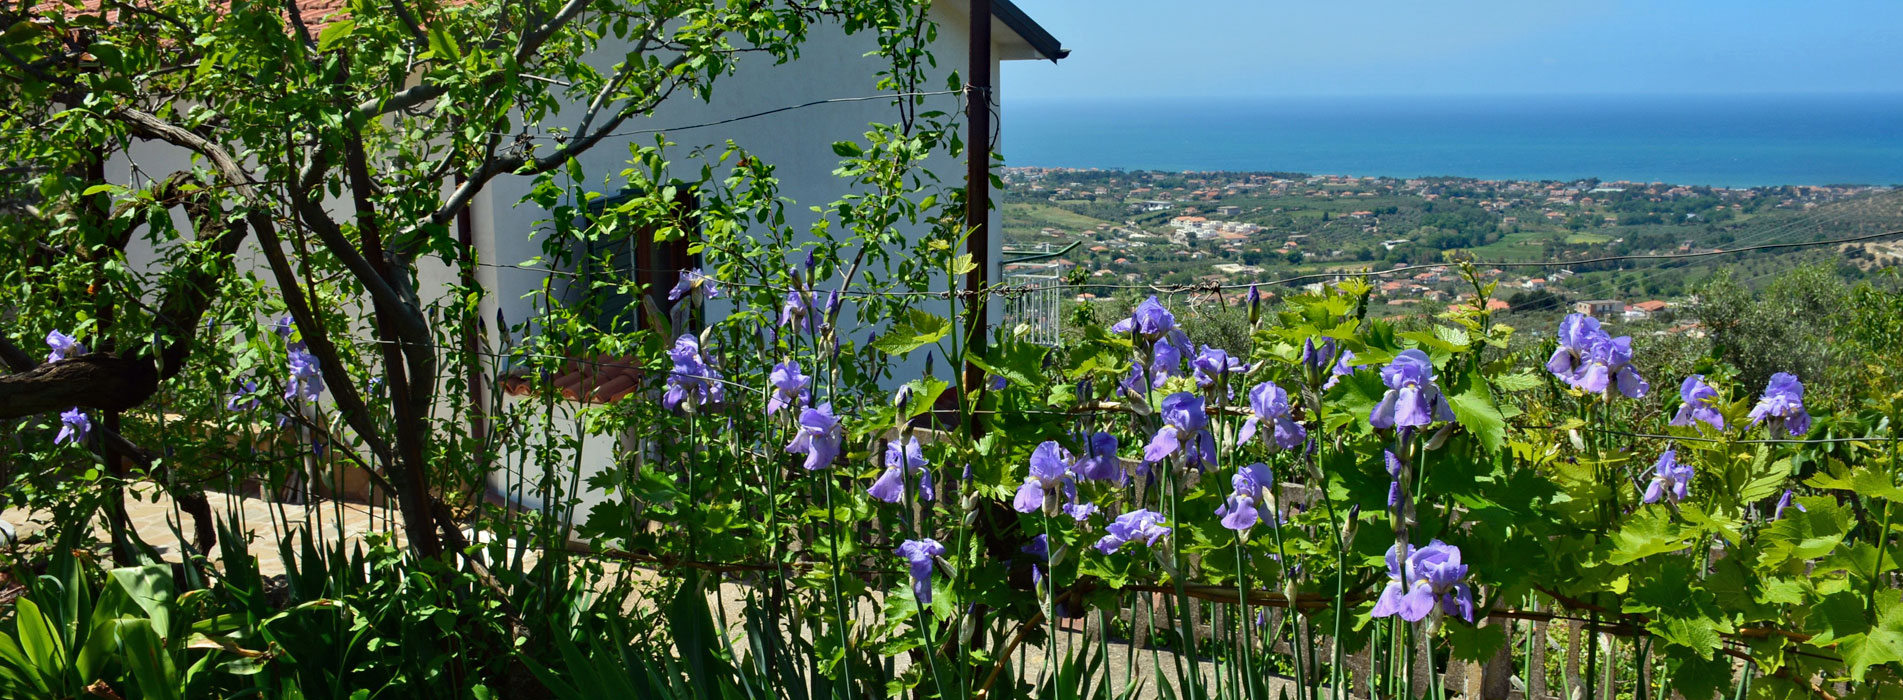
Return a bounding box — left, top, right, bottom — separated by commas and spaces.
484, 89, 966, 143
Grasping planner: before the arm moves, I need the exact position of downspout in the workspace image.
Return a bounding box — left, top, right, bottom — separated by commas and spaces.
962, 0, 992, 404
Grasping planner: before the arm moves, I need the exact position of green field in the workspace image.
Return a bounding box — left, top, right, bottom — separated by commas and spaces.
1001, 201, 1115, 238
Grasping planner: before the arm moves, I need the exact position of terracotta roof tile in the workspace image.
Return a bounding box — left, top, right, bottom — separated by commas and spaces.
501, 354, 646, 405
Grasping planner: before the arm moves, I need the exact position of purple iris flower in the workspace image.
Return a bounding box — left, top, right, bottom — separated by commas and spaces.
780, 290, 812, 333
1238, 381, 1306, 452
1217, 462, 1274, 532
1070, 432, 1124, 484
226, 380, 260, 412
1149, 334, 1193, 388
1191, 345, 1246, 389
662, 334, 725, 411
785, 403, 843, 470
1369, 350, 1454, 430
666, 268, 720, 303
823, 289, 842, 322
285, 347, 325, 402
1371, 540, 1473, 623
868, 437, 933, 503
1547, 314, 1647, 398
1670, 375, 1726, 431
1110, 296, 1177, 338
55, 408, 90, 445
1324, 349, 1357, 390
272, 316, 296, 339
1575, 334, 1649, 398
898, 539, 945, 605
767, 360, 810, 416
1642, 449, 1692, 504
1774, 489, 1807, 519
1246, 284, 1262, 323
45, 330, 85, 363
1546, 313, 1602, 379
1015, 441, 1076, 514
1143, 392, 1217, 469
1747, 372, 1811, 437
1094, 509, 1171, 554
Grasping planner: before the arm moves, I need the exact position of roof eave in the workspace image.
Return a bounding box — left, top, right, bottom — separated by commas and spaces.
993, 0, 1069, 63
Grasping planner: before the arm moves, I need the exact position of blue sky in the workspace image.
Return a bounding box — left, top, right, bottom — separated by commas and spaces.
1003, 0, 1903, 98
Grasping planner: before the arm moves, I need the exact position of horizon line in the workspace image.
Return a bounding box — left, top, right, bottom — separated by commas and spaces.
1007, 90, 1903, 101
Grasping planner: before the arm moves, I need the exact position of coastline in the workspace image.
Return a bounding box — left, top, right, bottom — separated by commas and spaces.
1002, 93, 1903, 188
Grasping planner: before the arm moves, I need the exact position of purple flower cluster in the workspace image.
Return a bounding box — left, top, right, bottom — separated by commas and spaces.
1747, 372, 1811, 437
55, 408, 90, 446
1641, 449, 1692, 504
898, 538, 944, 604
45, 330, 85, 363
767, 360, 810, 416
1546, 314, 1649, 398
1094, 509, 1171, 554
663, 334, 725, 411
1143, 392, 1217, 470
784, 403, 843, 470
666, 268, 721, 304
1217, 462, 1274, 532
226, 380, 261, 412
1070, 432, 1124, 484
1369, 350, 1454, 430
1112, 297, 1195, 389
1238, 381, 1306, 453
1669, 375, 1726, 432
780, 290, 813, 333
1371, 540, 1474, 623
868, 437, 934, 503
1014, 440, 1107, 521
285, 347, 325, 402
1191, 345, 1246, 390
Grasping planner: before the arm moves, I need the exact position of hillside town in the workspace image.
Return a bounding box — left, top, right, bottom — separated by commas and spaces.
1001, 167, 1897, 321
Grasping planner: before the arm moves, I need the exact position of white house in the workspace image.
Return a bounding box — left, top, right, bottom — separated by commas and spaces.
469, 1, 1068, 522
97, 1, 1067, 523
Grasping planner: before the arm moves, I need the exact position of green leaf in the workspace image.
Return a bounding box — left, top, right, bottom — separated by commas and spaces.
1608, 508, 1692, 565
1666, 651, 1732, 700
869, 309, 951, 356
81, 184, 117, 196
831, 141, 863, 158
1757, 498, 1849, 568
1837, 590, 1903, 682
1647, 614, 1725, 659
1447, 383, 1505, 454
968, 341, 1048, 389
315, 19, 357, 52
1489, 371, 1543, 392
1807, 466, 1903, 502
426, 23, 461, 59
1398, 330, 1464, 354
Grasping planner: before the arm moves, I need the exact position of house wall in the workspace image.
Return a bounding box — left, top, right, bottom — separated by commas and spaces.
478, 1, 1025, 521
463, 0, 1005, 364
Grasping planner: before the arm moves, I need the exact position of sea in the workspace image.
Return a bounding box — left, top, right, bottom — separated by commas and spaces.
1003, 94, 1903, 188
